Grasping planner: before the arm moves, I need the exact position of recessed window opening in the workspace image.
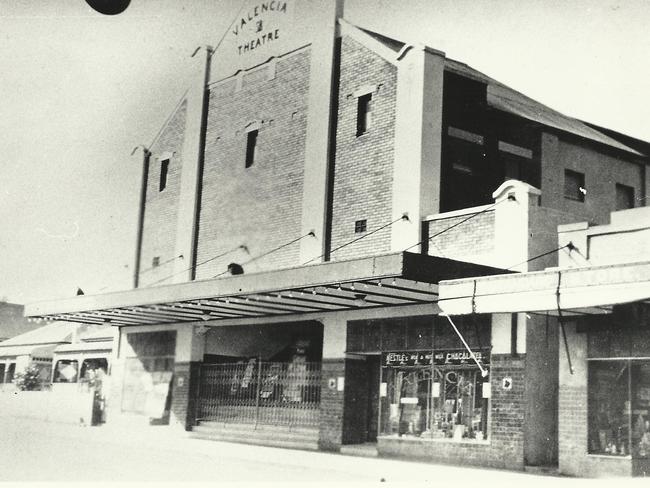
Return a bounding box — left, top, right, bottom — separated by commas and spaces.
564, 169, 586, 202
356, 93, 372, 136
159, 159, 169, 192
355, 219, 367, 234
245, 129, 258, 168
152, 256, 160, 268
615, 183, 635, 211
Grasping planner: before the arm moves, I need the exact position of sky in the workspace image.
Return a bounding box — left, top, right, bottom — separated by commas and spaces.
1, 0, 648, 305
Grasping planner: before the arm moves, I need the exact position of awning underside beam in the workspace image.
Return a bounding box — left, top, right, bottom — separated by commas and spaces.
28, 277, 439, 326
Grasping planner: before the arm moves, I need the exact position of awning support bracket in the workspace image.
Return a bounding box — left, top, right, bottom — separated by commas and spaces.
557, 271, 574, 375
441, 313, 489, 377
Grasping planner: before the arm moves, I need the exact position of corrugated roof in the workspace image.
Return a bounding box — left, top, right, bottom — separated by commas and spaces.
445, 58, 642, 156
0, 322, 76, 348
356, 26, 641, 156
359, 27, 406, 53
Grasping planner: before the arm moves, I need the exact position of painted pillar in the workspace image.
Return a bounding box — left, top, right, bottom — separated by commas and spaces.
172, 47, 212, 282
390, 45, 446, 252
492, 179, 541, 273
299, 0, 345, 263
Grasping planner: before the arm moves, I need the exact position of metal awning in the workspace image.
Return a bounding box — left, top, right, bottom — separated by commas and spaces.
439, 260, 650, 316
25, 252, 507, 327
0, 344, 58, 359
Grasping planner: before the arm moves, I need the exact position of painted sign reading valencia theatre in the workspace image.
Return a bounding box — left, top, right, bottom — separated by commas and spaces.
232, 1, 292, 56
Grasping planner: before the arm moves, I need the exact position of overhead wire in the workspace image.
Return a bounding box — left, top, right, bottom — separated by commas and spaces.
146, 244, 247, 287
214, 231, 316, 278
138, 254, 183, 275
302, 214, 410, 265
506, 241, 577, 271
403, 199, 508, 253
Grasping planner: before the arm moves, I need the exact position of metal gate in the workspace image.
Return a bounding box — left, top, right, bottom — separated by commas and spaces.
196, 361, 321, 428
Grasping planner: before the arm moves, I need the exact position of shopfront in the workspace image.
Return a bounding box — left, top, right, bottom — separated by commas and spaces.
346, 314, 493, 446
583, 308, 650, 475
380, 349, 490, 442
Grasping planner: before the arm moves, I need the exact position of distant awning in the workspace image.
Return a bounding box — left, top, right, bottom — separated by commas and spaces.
25, 252, 507, 327
0, 344, 59, 359
54, 341, 113, 354
439, 261, 650, 316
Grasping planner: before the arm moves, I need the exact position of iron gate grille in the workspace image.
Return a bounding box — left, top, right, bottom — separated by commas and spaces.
196, 361, 321, 428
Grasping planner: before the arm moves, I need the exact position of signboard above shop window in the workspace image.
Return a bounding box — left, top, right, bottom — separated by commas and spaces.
382, 349, 490, 367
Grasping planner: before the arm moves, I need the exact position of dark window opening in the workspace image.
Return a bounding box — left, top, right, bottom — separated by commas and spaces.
245, 130, 258, 168
498, 141, 538, 188
616, 183, 635, 211
356, 93, 372, 136
80, 358, 109, 381
159, 159, 169, 192
441, 129, 490, 210
0, 364, 5, 383
564, 169, 585, 202
4, 363, 15, 384
152, 256, 160, 268
53, 360, 79, 383
354, 219, 367, 233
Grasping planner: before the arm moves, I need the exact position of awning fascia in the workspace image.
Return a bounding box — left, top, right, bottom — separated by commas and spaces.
25, 252, 508, 326
439, 261, 650, 316
0, 344, 59, 359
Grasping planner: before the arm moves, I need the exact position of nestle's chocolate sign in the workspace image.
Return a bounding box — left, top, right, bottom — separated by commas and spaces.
232, 1, 289, 56
383, 350, 490, 367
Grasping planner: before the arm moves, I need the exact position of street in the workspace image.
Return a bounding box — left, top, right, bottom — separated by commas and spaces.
0, 416, 608, 485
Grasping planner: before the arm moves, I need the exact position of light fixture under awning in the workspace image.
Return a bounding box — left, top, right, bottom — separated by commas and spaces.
438, 260, 650, 316
25, 252, 507, 327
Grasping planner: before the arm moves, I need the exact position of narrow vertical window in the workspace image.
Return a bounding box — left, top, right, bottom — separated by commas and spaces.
356, 93, 372, 136
245, 129, 258, 168
159, 159, 169, 192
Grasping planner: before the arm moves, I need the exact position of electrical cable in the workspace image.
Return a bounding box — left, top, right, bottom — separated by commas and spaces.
214, 231, 316, 278
506, 241, 576, 271
303, 214, 409, 265
403, 199, 507, 253
146, 244, 247, 287
138, 254, 183, 275
209, 0, 248, 58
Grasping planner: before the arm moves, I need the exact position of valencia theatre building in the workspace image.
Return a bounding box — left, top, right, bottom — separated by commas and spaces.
26, 0, 650, 475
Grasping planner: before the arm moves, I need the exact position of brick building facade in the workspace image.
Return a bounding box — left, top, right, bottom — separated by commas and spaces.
26, 0, 649, 477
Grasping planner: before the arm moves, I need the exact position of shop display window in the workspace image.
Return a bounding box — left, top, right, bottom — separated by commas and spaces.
379, 351, 490, 442
588, 360, 650, 458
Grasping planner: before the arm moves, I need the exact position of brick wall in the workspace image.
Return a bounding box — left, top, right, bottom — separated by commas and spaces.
377, 354, 526, 470
425, 209, 495, 264
138, 100, 187, 286
329, 36, 397, 261
319, 358, 345, 450
170, 360, 201, 430
194, 49, 311, 279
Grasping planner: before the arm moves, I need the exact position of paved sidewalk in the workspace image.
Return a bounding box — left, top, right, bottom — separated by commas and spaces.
0, 416, 621, 485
